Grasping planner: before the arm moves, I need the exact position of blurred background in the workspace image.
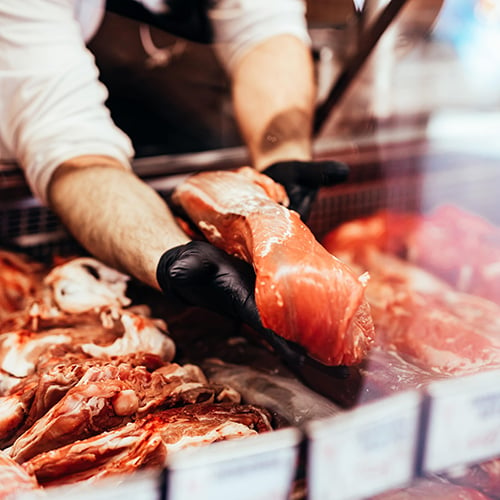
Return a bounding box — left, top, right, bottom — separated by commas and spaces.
88, 0, 500, 158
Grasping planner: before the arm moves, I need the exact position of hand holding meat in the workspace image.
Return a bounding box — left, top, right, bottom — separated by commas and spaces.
156, 241, 262, 330
263, 160, 349, 220
172, 168, 375, 366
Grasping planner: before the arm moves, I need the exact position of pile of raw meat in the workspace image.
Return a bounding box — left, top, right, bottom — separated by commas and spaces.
0, 252, 272, 497
322, 204, 500, 380
322, 204, 500, 498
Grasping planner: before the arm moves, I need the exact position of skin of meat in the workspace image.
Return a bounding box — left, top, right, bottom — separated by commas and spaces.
173, 169, 374, 366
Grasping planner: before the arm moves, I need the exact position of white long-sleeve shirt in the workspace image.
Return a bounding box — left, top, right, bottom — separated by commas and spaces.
0, 0, 309, 205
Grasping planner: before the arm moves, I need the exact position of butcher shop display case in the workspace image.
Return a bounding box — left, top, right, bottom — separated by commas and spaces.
2, 0, 500, 499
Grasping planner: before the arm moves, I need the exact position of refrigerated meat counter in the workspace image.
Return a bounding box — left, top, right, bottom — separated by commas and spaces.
2, 123, 500, 499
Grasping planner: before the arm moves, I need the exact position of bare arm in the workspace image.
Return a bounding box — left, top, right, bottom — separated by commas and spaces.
47, 156, 189, 290
231, 34, 316, 170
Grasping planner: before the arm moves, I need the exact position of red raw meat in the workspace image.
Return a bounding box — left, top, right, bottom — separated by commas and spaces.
323, 205, 500, 304
9, 361, 234, 463
0, 353, 169, 447
0, 310, 175, 379
0, 450, 38, 496
371, 478, 491, 499
405, 204, 500, 303
0, 251, 43, 320
323, 238, 500, 375
322, 209, 417, 259
24, 403, 272, 487
451, 457, 500, 499
173, 168, 374, 366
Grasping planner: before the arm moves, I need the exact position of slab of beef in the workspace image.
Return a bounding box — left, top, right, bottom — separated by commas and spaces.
0, 255, 129, 333
322, 234, 500, 376
43, 257, 133, 314
172, 167, 374, 366
323, 204, 500, 304
9, 360, 237, 464
24, 403, 272, 487
0, 352, 167, 447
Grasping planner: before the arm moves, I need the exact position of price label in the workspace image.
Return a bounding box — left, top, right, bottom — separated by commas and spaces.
307, 390, 422, 500
422, 368, 500, 473
16, 470, 162, 500
167, 427, 301, 500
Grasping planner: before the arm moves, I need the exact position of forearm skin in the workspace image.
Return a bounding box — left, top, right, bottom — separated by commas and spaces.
231, 34, 316, 170
47, 156, 189, 289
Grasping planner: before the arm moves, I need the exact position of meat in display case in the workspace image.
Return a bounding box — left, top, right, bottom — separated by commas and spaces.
3, 0, 500, 498
1, 130, 500, 499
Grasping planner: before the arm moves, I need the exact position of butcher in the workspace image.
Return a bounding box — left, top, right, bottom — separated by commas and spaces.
0, 0, 348, 332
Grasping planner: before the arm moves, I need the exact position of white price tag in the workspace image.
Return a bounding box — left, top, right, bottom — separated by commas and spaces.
167, 428, 301, 500
16, 470, 162, 500
422, 369, 500, 473
307, 390, 422, 500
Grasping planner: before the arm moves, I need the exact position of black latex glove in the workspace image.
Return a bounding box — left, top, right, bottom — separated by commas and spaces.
157, 240, 262, 330
263, 160, 349, 221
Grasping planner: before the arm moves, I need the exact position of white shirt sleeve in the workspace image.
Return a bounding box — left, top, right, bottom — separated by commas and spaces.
208, 0, 311, 73
0, 0, 134, 206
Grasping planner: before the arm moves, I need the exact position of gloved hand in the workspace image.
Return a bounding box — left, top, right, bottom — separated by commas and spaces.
157, 241, 350, 379
263, 160, 349, 221
156, 240, 262, 329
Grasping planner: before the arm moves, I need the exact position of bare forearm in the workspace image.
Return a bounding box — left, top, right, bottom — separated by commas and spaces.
47, 157, 189, 289
231, 35, 316, 170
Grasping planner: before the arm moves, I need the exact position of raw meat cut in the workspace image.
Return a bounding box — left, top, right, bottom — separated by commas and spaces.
173, 168, 374, 365
371, 478, 491, 499
404, 204, 500, 303
0, 352, 168, 447
44, 257, 131, 313
0, 310, 175, 378
202, 358, 342, 426
0, 250, 275, 493
0, 251, 42, 320
0, 450, 38, 497
23, 403, 272, 487
9, 360, 239, 463
450, 457, 500, 499
323, 205, 500, 304
323, 219, 500, 375
347, 250, 500, 375
321, 209, 416, 259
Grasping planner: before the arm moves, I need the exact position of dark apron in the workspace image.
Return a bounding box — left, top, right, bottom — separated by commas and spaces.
105, 0, 213, 43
